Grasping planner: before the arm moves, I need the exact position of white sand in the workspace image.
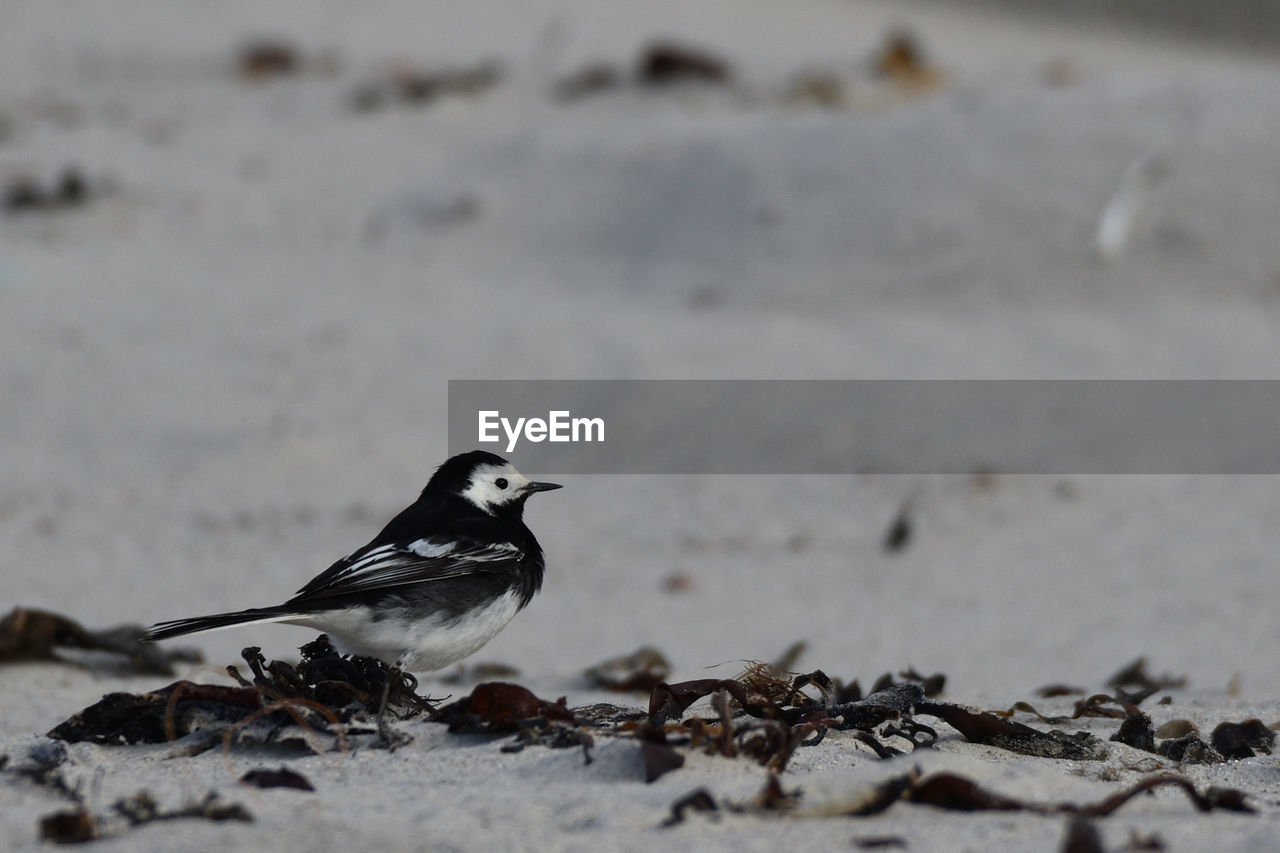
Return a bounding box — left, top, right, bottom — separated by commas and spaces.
3, 1, 1280, 850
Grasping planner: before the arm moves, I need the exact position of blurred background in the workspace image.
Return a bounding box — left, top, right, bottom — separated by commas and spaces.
2, 0, 1279, 701
915, 0, 1280, 53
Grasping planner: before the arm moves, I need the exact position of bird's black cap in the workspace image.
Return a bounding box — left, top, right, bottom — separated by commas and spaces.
424, 450, 560, 498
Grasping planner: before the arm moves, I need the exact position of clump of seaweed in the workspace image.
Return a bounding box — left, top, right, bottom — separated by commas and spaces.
48, 635, 431, 752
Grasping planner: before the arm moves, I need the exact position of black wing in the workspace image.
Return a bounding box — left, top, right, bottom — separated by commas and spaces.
291, 536, 526, 601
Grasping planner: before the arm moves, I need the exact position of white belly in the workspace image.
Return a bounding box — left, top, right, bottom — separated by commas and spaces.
293, 590, 523, 672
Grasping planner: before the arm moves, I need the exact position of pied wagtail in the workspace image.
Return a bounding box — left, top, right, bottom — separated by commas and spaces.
144, 450, 560, 673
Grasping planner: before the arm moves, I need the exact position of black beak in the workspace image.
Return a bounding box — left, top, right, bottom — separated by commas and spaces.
523, 481, 562, 494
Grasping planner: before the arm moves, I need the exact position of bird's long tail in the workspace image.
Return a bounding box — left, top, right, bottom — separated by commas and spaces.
143, 607, 299, 642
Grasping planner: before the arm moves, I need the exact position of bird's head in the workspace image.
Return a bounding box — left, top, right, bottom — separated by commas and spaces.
428, 450, 561, 518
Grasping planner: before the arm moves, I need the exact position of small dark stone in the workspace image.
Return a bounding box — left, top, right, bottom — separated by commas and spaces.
1211, 719, 1275, 759
1111, 712, 1156, 753
637, 42, 731, 86
1157, 733, 1224, 764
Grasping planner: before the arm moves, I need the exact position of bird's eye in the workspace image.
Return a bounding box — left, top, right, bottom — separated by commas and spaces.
495, 478, 508, 490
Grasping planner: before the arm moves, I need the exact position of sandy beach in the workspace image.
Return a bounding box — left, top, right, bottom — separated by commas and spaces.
3, 1, 1280, 850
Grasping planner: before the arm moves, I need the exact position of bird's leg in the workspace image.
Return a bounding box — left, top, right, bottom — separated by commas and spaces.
375, 662, 413, 749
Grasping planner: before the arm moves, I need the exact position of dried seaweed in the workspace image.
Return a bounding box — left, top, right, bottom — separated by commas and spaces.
48, 681, 265, 746
570, 703, 648, 730
997, 701, 1072, 725
696, 767, 1252, 824
642, 677, 929, 780
871, 30, 943, 92
0, 606, 200, 676
1088, 777, 1252, 816
433, 682, 573, 733
1113, 685, 1162, 707
554, 63, 624, 102
837, 771, 921, 817
908, 773, 1029, 811
40, 791, 252, 845
237, 636, 433, 718
910, 772, 1253, 816
239, 767, 315, 791
13, 740, 250, 842
14, 743, 78, 803
237, 40, 299, 79
1072, 694, 1138, 720
654, 677, 921, 730
582, 646, 670, 692
636, 42, 732, 87
770, 641, 808, 673
46, 640, 593, 759
351, 62, 502, 112
869, 669, 946, 698
1059, 816, 1105, 853
1124, 830, 1167, 851
433, 681, 593, 761
1105, 658, 1186, 693
39, 807, 97, 844
751, 773, 801, 811
3, 171, 96, 215
33, 638, 1273, 840
882, 501, 913, 553
916, 700, 1108, 760
853, 837, 908, 850
1036, 684, 1085, 698
649, 678, 772, 726
48, 636, 430, 750
638, 725, 686, 783
15, 742, 96, 843
113, 791, 253, 825
501, 725, 594, 763
735, 663, 832, 708
661, 789, 717, 826
896, 668, 947, 697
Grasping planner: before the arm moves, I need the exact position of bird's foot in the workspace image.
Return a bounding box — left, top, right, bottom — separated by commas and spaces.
374, 715, 414, 750
372, 665, 414, 750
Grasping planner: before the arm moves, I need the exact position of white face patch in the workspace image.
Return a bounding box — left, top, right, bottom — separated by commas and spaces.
458, 462, 532, 515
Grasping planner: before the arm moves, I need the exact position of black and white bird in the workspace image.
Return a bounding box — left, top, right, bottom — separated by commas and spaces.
144, 451, 560, 672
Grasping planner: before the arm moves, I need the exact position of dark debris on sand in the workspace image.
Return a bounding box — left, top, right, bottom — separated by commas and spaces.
47, 635, 431, 751
662, 767, 1252, 827
5, 740, 251, 844
0, 606, 201, 676
33, 644, 1271, 835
